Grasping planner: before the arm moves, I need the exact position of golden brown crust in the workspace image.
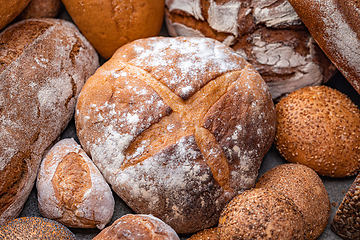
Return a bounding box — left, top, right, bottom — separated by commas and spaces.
218, 188, 306, 239
288, 0, 360, 95
75, 36, 276, 233
0, 18, 99, 224
93, 214, 179, 240
16, 0, 62, 20
189, 227, 220, 240
0, 0, 31, 30
61, 0, 165, 59
0, 217, 75, 239
275, 85, 360, 177
255, 163, 330, 240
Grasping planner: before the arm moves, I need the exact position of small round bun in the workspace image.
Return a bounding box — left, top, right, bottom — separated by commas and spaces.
0, 217, 75, 239
275, 85, 360, 177
93, 214, 179, 240
255, 163, 330, 240
189, 228, 219, 240
218, 188, 305, 240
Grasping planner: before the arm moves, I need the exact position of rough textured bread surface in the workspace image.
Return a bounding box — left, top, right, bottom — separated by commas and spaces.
275, 85, 360, 177
0, 216, 75, 239
61, 0, 165, 59
0, 0, 31, 30
37, 138, 114, 230
165, 0, 336, 100
189, 227, 219, 240
255, 163, 330, 240
0, 18, 99, 224
15, 0, 62, 21
75, 36, 276, 233
288, 0, 360, 95
218, 188, 306, 239
93, 214, 179, 240
331, 173, 360, 239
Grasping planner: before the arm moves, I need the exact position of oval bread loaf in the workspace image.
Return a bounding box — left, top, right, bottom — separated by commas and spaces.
15, 0, 63, 21
37, 138, 114, 230
0, 0, 31, 30
0, 18, 99, 224
75, 36, 276, 233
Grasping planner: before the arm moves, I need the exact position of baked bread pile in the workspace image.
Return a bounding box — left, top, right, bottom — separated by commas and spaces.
0, 0, 360, 239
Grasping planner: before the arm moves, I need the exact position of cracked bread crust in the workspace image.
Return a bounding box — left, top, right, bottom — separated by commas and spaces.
0, 18, 99, 224
75, 36, 276, 233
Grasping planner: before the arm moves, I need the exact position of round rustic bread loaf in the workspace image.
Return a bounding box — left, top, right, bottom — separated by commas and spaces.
0, 0, 31, 30
93, 214, 179, 240
331, 172, 360, 239
61, 0, 165, 59
75, 36, 276, 233
0, 216, 75, 239
0, 18, 99, 224
37, 138, 114, 230
255, 163, 330, 240
275, 85, 360, 177
218, 188, 306, 239
165, 0, 336, 100
288, 0, 360, 95
15, 0, 62, 21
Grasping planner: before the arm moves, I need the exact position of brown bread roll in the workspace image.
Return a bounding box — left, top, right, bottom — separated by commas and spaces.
288, 0, 360, 95
255, 163, 330, 240
275, 85, 360, 177
331, 173, 360, 239
37, 138, 114, 229
189, 227, 219, 240
218, 188, 306, 239
0, 0, 31, 30
61, 0, 165, 59
0, 216, 75, 239
165, 0, 336, 100
15, 0, 62, 21
93, 214, 179, 240
75, 36, 276, 233
0, 18, 99, 224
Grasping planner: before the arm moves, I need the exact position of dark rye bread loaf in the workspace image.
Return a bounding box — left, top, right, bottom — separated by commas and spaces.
165, 0, 337, 100
0, 18, 99, 224
75, 36, 276, 233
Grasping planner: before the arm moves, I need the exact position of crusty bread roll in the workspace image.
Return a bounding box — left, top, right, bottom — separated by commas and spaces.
331, 173, 360, 239
255, 163, 330, 240
75, 36, 276, 233
0, 18, 99, 224
15, 0, 62, 21
61, 0, 165, 59
218, 188, 306, 239
189, 227, 219, 240
93, 214, 179, 240
165, 0, 336, 100
0, 0, 31, 30
37, 138, 114, 230
0, 217, 75, 239
288, 0, 360, 95
275, 85, 360, 177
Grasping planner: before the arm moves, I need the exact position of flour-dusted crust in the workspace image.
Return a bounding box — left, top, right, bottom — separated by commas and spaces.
93, 214, 179, 240
288, 0, 360, 95
165, 0, 336, 100
76, 37, 276, 233
0, 18, 99, 224
37, 138, 114, 229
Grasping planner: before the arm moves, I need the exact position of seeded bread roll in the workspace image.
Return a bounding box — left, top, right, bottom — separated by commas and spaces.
165, 0, 336, 100
218, 188, 306, 239
93, 214, 179, 240
37, 138, 114, 230
0, 18, 99, 224
16, 0, 62, 21
75, 36, 276, 233
255, 163, 330, 240
0, 0, 31, 30
189, 228, 219, 240
331, 173, 360, 239
61, 0, 165, 59
275, 85, 360, 177
288, 0, 360, 95
0, 217, 75, 239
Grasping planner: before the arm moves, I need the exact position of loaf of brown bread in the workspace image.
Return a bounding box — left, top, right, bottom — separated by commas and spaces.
15, 0, 62, 21
0, 18, 99, 224
0, 0, 31, 30
75, 36, 276, 233
288, 0, 360, 95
